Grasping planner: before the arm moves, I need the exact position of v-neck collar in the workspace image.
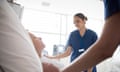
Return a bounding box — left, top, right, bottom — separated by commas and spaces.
78, 29, 88, 38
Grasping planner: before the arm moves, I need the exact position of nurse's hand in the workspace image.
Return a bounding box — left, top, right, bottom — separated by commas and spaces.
44, 55, 56, 59
42, 62, 60, 72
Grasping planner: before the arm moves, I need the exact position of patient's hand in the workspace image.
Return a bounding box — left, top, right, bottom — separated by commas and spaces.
42, 62, 60, 72
87, 68, 93, 72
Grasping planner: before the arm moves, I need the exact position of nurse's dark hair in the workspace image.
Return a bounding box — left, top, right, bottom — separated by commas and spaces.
74, 13, 88, 21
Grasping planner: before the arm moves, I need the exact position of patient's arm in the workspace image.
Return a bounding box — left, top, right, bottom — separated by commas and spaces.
42, 62, 60, 72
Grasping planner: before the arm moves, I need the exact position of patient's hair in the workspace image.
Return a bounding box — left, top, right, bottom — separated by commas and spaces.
74, 13, 88, 21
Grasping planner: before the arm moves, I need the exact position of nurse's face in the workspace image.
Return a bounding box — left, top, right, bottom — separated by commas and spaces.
74, 16, 85, 29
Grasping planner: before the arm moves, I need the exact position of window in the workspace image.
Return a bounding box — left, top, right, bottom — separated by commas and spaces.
22, 8, 68, 55
22, 8, 104, 55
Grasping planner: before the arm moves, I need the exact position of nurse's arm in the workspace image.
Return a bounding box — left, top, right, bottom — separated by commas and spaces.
45, 46, 72, 59
62, 13, 120, 72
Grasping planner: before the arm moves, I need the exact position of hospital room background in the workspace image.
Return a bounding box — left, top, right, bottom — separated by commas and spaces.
10, 0, 120, 72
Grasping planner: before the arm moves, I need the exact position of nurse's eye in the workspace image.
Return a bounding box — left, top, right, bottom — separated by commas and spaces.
74, 20, 80, 24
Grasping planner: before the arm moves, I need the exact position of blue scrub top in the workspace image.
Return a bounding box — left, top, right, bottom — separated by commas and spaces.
66, 29, 97, 72
104, 0, 120, 19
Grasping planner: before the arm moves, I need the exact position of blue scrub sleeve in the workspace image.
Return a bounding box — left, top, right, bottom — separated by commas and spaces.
65, 33, 73, 50
104, 0, 120, 19
92, 34, 97, 72
92, 33, 98, 44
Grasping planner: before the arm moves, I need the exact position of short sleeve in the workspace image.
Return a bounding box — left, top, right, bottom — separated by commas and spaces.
65, 32, 73, 49
104, 0, 120, 19
0, 0, 42, 72
92, 33, 98, 44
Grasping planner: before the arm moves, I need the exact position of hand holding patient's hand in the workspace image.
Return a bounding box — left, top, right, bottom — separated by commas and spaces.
42, 62, 60, 72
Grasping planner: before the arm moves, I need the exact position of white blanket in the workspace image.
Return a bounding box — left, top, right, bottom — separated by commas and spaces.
41, 57, 64, 70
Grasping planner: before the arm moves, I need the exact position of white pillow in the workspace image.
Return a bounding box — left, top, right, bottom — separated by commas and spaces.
41, 57, 64, 70
0, 0, 43, 72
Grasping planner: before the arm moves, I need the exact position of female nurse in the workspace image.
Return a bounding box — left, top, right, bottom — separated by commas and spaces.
46, 13, 98, 72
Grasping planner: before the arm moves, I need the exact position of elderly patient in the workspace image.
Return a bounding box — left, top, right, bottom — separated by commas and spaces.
29, 32, 60, 72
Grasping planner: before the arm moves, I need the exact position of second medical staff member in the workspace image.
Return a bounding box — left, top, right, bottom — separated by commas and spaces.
46, 13, 98, 72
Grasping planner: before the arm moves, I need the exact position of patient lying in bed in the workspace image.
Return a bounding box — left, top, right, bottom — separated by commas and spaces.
29, 32, 64, 72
